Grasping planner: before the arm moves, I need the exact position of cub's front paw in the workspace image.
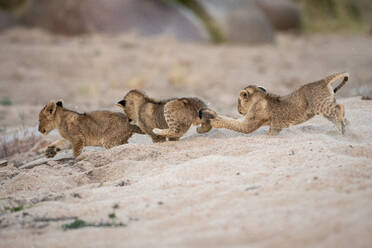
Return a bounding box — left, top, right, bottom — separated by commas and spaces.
45, 146, 60, 158
75, 153, 88, 162
152, 128, 163, 135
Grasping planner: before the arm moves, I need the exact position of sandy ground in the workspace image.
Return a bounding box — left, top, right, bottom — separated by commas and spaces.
0, 28, 372, 247
0, 28, 372, 129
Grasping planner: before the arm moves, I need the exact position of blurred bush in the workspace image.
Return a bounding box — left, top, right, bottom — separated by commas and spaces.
0, 0, 24, 10
1, 0, 371, 40
294, 0, 372, 32
166, 0, 224, 43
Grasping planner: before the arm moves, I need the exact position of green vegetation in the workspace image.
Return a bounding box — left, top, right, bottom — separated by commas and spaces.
62, 209, 124, 230
0, 97, 12, 106
3, 205, 23, 213
0, 0, 23, 11
62, 217, 126, 230
62, 218, 88, 230
294, 0, 372, 32
108, 213, 116, 220
0, 0, 27, 17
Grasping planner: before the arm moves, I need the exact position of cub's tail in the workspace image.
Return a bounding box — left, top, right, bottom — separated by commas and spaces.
324, 72, 349, 93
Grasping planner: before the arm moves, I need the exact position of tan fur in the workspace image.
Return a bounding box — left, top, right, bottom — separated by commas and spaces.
117, 90, 211, 142
38, 100, 143, 158
200, 72, 349, 135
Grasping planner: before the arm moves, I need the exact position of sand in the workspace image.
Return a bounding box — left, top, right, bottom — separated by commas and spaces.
0, 28, 372, 248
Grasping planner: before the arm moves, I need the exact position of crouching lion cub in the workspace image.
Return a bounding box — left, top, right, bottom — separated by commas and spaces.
200, 72, 349, 135
116, 90, 211, 142
38, 100, 143, 158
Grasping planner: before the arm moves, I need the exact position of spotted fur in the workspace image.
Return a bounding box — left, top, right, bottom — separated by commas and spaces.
200, 72, 349, 135
38, 100, 143, 158
117, 90, 211, 142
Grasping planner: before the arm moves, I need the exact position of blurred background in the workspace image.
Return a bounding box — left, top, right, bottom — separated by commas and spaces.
0, 0, 372, 157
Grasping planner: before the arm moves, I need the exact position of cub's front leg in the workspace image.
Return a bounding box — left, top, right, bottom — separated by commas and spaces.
71, 135, 85, 158
199, 108, 266, 134
45, 139, 72, 158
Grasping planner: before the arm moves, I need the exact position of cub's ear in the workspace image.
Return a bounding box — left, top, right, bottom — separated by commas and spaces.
240, 90, 248, 98
258, 86, 266, 93
56, 100, 63, 107
46, 101, 57, 115
117, 100, 126, 107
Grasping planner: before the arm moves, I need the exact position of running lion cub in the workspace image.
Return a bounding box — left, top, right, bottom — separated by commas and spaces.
116, 90, 212, 142
200, 72, 349, 135
38, 100, 143, 158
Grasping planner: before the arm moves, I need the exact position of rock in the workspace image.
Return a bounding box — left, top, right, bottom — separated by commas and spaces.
253, 0, 301, 31
0, 159, 7, 167
19, 157, 48, 169
199, 0, 275, 44
0, 9, 17, 31
245, 185, 261, 191
19, 152, 74, 169
20, 0, 85, 35
20, 0, 208, 42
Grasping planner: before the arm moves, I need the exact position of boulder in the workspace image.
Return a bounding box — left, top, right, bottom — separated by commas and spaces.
252, 0, 301, 31
20, 0, 208, 42
0, 9, 17, 31
20, 0, 85, 35
199, 0, 274, 44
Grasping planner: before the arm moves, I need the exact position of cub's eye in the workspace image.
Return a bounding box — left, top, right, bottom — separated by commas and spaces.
241, 92, 248, 98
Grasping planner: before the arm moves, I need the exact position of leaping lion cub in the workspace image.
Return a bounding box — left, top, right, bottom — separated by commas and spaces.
38, 100, 143, 158
116, 90, 212, 142
200, 72, 349, 135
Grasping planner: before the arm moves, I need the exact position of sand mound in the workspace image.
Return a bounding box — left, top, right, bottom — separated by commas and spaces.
1, 97, 372, 247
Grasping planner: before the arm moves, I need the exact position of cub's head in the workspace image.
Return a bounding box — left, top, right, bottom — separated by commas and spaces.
38, 100, 63, 135
117, 90, 146, 123
238, 86, 267, 115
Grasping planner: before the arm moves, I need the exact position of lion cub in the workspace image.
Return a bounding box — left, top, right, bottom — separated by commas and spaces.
200, 72, 349, 135
38, 100, 143, 158
116, 90, 211, 142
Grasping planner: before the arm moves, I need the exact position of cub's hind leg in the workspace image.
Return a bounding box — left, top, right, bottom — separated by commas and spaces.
149, 133, 167, 143
322, 103, 347, 134
101, 126, 132, 149
153, 122, 188, 139
102, 134, 129, 149
267, 126, 282, 136
152, 101, 191, 139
